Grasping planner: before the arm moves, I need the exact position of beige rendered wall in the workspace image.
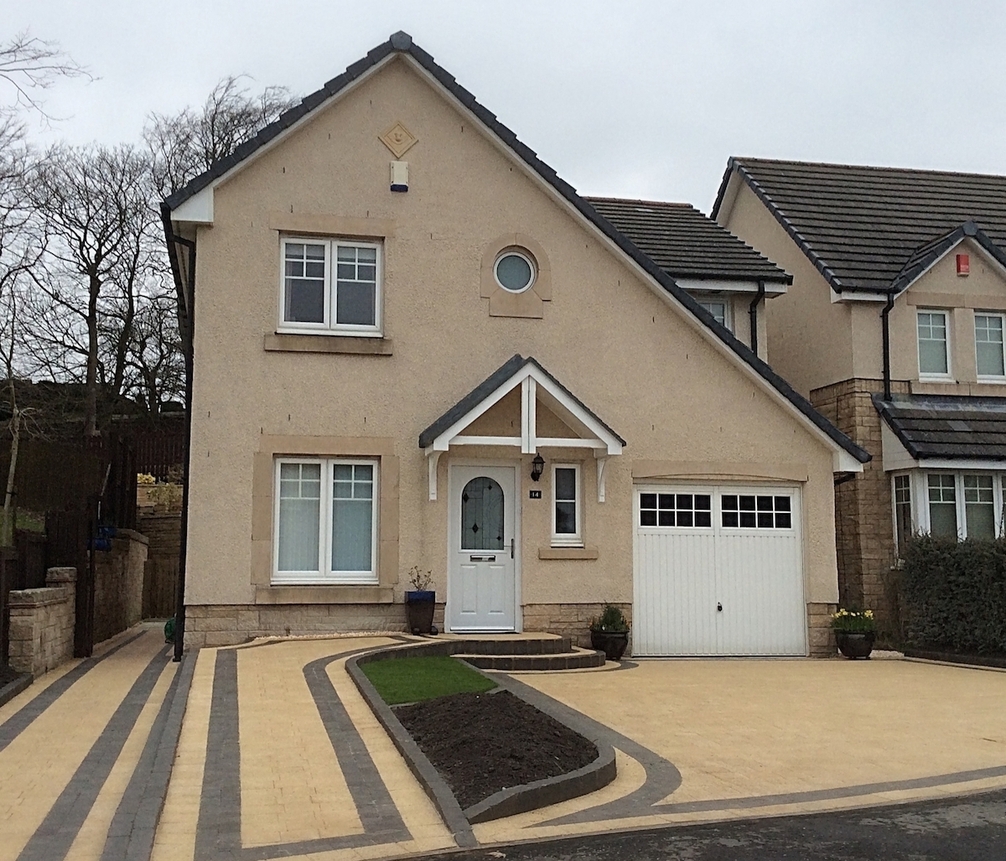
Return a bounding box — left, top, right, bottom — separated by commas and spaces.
183, 56, 842, 624
719, 181, 855, 397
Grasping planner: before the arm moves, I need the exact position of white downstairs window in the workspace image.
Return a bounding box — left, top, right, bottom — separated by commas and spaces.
280, 238, 382, 335
902, 471, 1006, 542
274, 458, 378, 584
552, 464, 582, 546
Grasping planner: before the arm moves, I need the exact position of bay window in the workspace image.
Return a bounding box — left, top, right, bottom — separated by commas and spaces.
895, 471, 1006, 545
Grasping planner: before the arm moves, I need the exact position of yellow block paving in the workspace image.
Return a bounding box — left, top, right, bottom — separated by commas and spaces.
151, 646, 215, 861
327, 654, 455, 850
65, 661, 177, 859
0, 626, 167, 861
155, 637, 454, 861
239, 639, 366, 847
500, 658, 1006, 835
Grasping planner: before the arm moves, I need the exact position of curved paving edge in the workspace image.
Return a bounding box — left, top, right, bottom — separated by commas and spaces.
346, 639, 617, 832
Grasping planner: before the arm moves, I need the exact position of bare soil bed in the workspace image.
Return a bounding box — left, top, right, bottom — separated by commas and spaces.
394, 688, 597, 810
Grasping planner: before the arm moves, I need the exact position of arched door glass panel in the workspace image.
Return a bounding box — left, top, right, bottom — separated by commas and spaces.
460, 477, 505, 551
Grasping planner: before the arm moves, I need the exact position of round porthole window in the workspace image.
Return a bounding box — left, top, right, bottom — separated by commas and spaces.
494, 250, 536, 293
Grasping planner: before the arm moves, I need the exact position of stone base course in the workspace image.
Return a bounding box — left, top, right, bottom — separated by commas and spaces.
523, 602, 632, 651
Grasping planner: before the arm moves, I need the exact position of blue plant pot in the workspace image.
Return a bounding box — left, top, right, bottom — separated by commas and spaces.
405, 590, 435, 634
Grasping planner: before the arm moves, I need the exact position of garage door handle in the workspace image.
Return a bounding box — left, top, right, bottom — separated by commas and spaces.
717, 602, 722, 612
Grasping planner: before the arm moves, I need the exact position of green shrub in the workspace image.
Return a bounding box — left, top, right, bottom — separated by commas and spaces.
899, 535, 1006, 654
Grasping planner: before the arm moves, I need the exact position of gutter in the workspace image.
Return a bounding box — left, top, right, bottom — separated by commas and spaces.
160, 203, 195, 664
881, 291, 895, 401
748, 280, 766, 356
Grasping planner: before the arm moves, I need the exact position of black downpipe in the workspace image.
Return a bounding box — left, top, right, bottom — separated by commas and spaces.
881, 292, 895, 401
162, 214, 196, 665
749, 281, 766, 356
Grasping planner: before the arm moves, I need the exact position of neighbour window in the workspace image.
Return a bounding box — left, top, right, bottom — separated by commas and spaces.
274, 458, 378, 584
552, 464, 582, 545
975, 313, 1006, 378
893, 474, 912, 553
964, 474, 996, 540
721, 494, 792, 529
281, 238, 381, 334
917, 310, 949, 376
696, 299, 730, 330
638, 492, 712, 528
927, 474, 958, 538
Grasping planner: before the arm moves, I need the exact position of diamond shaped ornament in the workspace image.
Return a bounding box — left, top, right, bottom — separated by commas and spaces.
378, 122, 418, 158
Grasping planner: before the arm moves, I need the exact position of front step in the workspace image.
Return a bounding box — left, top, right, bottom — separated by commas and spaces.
448, 636, 574, 656
456, 647, 605, 671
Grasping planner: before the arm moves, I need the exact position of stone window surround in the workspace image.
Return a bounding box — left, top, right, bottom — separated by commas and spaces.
252, 435, 399, 604
481, 233, 552, 318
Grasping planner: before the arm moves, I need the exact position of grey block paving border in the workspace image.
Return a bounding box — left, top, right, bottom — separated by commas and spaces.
346, 638, 618, 834
100, 651, 196, 861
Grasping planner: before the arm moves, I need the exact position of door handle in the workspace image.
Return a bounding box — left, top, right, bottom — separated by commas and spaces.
470, 555, 496, 562
511, 538, 515, 559
717, 602, 723, 612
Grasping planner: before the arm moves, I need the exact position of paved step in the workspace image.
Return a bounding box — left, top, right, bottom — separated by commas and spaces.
456, 648, 605, 671
447, 636, 574, 656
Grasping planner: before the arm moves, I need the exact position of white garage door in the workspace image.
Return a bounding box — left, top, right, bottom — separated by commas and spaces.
633, 485, 806, 656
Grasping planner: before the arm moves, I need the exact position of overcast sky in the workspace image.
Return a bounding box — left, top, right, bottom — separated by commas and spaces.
6, 1, 1006, 212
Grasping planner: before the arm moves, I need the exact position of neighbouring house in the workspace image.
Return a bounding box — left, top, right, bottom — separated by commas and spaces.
161, 33, 868, 657
713, 157, 1006, 632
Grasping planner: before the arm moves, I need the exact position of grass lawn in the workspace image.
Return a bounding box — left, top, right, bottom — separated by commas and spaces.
361, 655, 496, 705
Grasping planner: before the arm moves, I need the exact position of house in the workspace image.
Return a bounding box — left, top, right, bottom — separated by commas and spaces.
161, 34, 867, 657
713, 157, 1006, 630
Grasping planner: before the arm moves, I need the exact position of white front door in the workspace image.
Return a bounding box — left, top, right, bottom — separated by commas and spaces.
448, 465, 517, 631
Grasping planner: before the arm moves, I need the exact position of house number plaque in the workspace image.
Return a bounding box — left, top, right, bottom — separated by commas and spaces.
529, 489, 542, 499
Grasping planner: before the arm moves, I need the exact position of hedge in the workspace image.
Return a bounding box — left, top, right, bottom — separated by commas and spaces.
899, 535, 1006, 654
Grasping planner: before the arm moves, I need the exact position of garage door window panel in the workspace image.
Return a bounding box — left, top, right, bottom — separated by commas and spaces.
721, 494, 792, 529
639, 492, 711, 528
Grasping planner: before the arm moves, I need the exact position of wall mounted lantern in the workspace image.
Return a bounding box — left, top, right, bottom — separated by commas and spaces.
530, 453, 545, 482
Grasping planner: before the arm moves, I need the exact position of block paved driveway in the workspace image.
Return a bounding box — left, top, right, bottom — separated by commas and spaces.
3, 626, 1006, 861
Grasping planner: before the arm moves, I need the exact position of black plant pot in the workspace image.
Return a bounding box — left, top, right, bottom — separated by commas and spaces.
591, 630, 629, 661
836, 630, 875, 659
405, 590, 436, 634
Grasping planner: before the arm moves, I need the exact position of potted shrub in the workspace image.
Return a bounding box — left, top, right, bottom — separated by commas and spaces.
590, 603, 630, 661
832, 608, 876, 659
404, 566, 436, 634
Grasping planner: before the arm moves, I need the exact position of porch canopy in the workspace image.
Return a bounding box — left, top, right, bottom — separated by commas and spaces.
419, 354, 625, 501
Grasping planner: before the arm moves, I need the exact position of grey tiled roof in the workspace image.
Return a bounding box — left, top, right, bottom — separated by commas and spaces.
873, 393, 1006, 460
713, 158, 1006, 294
586, 198, 791, 284
163, 33, 868, 466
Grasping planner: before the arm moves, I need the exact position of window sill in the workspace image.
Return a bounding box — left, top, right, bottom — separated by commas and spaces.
538, 545, 599, 560
264, 333, 393, 355
257, 585, 393, 604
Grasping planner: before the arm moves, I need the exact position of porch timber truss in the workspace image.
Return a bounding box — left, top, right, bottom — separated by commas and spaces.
419, 355, 625, 502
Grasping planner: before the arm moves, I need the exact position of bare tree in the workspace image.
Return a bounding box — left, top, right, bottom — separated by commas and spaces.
0, 30, 89, 123
145, 75, 297, 198
26, 144, 152, 435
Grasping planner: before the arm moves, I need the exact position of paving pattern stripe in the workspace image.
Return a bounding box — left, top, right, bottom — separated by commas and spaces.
496, 673, 683, 827
653, 765, 1006, 815
195, 644, 413, 861
100, 651, 196, 861
0, 631, 145, 753
15, 645, 172, 861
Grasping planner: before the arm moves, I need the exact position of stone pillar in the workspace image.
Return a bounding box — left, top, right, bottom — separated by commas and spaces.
8, 567, 77, 677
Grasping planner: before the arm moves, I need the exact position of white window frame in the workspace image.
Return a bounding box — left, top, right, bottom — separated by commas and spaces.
551, 463, 582, 546
272, 457, 379, 585
899, 470, 1006, 542
975, 311, 1006, 381
916, 309, 951, 380
694, 297, 732, 332
279, 237, 383, 336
